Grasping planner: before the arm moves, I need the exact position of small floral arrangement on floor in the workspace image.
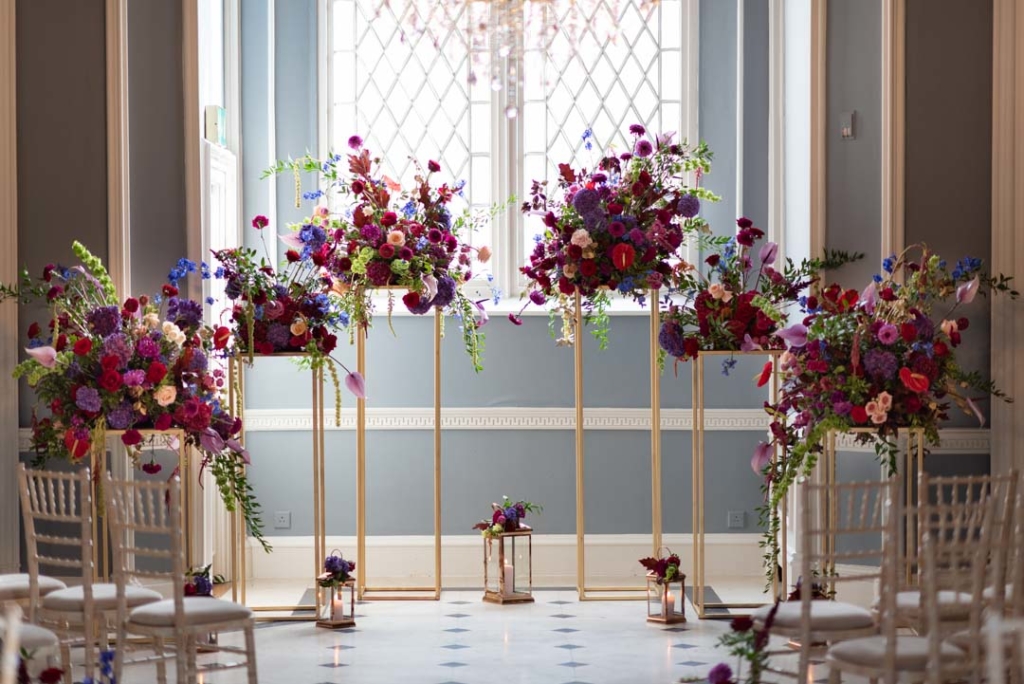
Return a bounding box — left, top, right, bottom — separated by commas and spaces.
14, 655, 63, 684
184, 564, 223, 597
658, 217, 859, 372
754, 245, 1018, 584
639, 549, 682, 584
706, 608, 777, 684
1, 243, 269, 551
317, 551, 356, 588
267, 136, 493, 371
472, 497, 542, 537
512, 124, 718, 348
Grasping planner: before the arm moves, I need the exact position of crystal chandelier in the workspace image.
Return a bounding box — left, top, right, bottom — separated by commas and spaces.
377, 0, 658, 118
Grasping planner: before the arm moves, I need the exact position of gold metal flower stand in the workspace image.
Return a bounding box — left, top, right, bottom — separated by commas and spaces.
228, 353, 326, 621
93, 429, 193, 582
482, 530, 534, 604
356, 307, 442, 600
822, 427, 925, 586
573, 288, 662, 601
691, 350, 784, 619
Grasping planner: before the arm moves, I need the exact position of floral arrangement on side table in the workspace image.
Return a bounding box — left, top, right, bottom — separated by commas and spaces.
185, 564, 223, 597
2, 243, 269, 550
268, 136, 493, 371
638, 549, 682, 584
317, 552, 356, 588
658, 217, 860, 372
473, 497, 542, 537
513, 124, 718, 347
754, 245, 1018, 582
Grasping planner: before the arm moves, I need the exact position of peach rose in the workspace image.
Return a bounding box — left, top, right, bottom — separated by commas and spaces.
387, 230, 406, 247
290, 318, 308, 336
154, 386, 177, 407
477, 246, 492, 264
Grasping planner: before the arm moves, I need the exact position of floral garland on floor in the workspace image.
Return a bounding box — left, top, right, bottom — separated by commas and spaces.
512, 124, 718, 348
266, 136, 493, 371
754, 245, 1018, 584
1, 243, 270, 551
658, 217, 860, 373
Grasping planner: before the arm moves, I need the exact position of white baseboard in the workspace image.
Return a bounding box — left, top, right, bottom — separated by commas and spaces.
240, 533, 766, 587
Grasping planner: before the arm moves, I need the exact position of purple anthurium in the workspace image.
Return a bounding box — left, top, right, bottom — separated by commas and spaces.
473, 300, 489, 328
422, 274, 438, 302
200, 428, 225, 454
740, 334, 762, 352
226, 438, 250, 464
956, 275, 980, 304
758, 241, 778, 266
345, 371, 366, 399
279, 233, 304, 250
966, 397, 986, 427
860, 281, 877, 314
25, 346, 57, 369
751, 442, 773, 475
777, 323, 808, 349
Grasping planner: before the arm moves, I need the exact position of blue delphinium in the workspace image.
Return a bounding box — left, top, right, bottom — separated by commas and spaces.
721, 357, 738, 376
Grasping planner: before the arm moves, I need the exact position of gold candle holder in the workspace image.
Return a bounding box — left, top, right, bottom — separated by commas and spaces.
483, 530, 534, 604
316, 579, 357, 629
645, 573, 686, 624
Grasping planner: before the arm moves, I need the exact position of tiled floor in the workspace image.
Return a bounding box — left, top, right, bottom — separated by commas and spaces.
109, 589, 755, 684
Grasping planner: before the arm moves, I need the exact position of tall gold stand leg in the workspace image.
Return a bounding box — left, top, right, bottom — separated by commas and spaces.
692, 354, 703, 616
650, 290, 662, 554
574, 290, 585, 599
229, 358, 239, 602
312, 364, 322, 618
356, 328, 367, 600
434, 309, 442, 598
239, 359, 247, 605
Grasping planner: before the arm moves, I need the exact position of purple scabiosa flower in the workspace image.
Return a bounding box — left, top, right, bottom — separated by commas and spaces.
360, 224, 383, 245
833, 400, 854, 416
347, 135, 363, 150
572, 188, 601, 216
107, 403, 136, 430
529, 290, 546, 306
167, 297, 204, 328
75, 387, 102, 413
863, 349, 898, 379
658, 320, 687, 358
677, 194, 700, 218
87, 306, 121, 337
427, 228, 444, 244
634, 139, 653, 157
877, 323, 899, 345
399, 246, 414, 260
628, 227, 646, 245
123, 369, 146, 387
608, 221, 626, 238
102, 333, 133, 368
432, 275, 456, 309
708, 663, 732, 684
266, 323, 291, 349
137, 336, 161, 359
366, 260, 393, 287
629, 123, 646, 136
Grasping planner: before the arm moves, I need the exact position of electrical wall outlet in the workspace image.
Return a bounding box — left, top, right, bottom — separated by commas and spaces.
274, 511, 291, 529
727, 511, 745, 529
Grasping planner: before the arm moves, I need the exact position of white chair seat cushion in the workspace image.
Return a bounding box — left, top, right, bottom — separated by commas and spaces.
982, 584, 1013, 601
893, 590, 973, 617
829, 635, 963, 671
752, 600, 875, 632
0, 574, 67, 601
42, 583, 162, 612
0, 619, 60, 651
129, 597, 253, 628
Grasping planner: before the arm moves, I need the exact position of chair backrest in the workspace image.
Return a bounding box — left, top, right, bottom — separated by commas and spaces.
103, 475, 186, 626
1005, 491, 1024, 617
0, 603, 22, 684
985, 615, 1024, 684
17, 464, 94, 610
798, 478, 901, 673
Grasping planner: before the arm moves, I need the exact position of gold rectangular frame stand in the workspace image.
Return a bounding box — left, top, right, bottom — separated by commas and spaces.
93, 429, 192, 582
356, 306, 442, 601
228, 354, 326, 621
822, 427, 924, 587
574, 289, 662, 601
692, 350, 784, 619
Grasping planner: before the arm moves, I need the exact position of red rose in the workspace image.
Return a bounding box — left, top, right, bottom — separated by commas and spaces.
162, 284, 178, 297
580, 259, 598, 277
956, 317, 969, 331
607, 202, 623, 215
879, 287, 895, 301
428, 159, 441, 173
402, 291, 421, 309
27, 322, 40, 338
281, 249, 299, 264
337, 257, 353, 272
121, 429, 143, 447
379, 243, 396, 259
567, 244, 583, 259
146, 361, 167, 384
851, 406, 869, 424
154, 413, 173, 430
558, 277, 575, 296
840, 289, 859, 309
611, 243, 636, 271
184, 582, 197, 596
54, 334, 67, 352
322, 333, 338, 354
101, 354, 121, 371
544, 212, 558, 228
900, 323, 917, 343
46, 285, 63, 301
123, 297, 139, 313
50, 398, 63, 415
100, 369, 122, 392
705, 254, 720, 267
39, 667, 64, 684
756, 361, 773, 388
42, 263, 54, 282
905, 395, 923, 414
683, 337, 700, 359
933, 340, 949, 357
899, 367, 930, 393
381, 211, 398, 227
950, 330, 962, 346
351, 179, 365, 195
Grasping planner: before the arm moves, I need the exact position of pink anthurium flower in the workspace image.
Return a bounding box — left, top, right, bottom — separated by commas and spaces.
25, 346, 57, 369
226, 438, 250, 464
758, 241, 778, 266
956, 275, 980, 304
473, 300, 489, 328
751, 442, 773, 475
740, 334, 762, 352
777, 324, 808, 349
860, 281, 877, 314
200, 428, 225, 454
345, 371, 367, 399
279, 233, 305, 250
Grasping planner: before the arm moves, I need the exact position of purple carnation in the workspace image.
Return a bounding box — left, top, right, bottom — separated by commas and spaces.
137, 337, 160, 359
877, 323, 899, 345
399, 246, 414, 260
432, 275, 456, 309
167, 297, 204, 328
87, 306, 121, 337
360, 224, 382, 245
102, 333, 133, 368
863, 348, 898, 380
628, 227, 647, 245
529, 290, 546, 306
366, 260, 393, 287
75, 387, 102, 413
634, 139, 653, 158
658, 320, 687, 358
107, 403, 136, 430
266, 323, 291, 349
608, 221, 626, 238
572, 188, 601, 216
677, 194, 701, 218
833, 400, 853, 416
427, 228, 443, 244
708, 663, 733, 684
123, 369, 146, 387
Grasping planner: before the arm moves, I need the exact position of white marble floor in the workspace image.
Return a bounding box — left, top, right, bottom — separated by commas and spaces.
109, 588, 765, 684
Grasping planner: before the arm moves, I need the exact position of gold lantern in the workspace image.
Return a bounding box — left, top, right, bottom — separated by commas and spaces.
316, 579, 356, 629
483, 530, 533, 604
646, 573, 686, 624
